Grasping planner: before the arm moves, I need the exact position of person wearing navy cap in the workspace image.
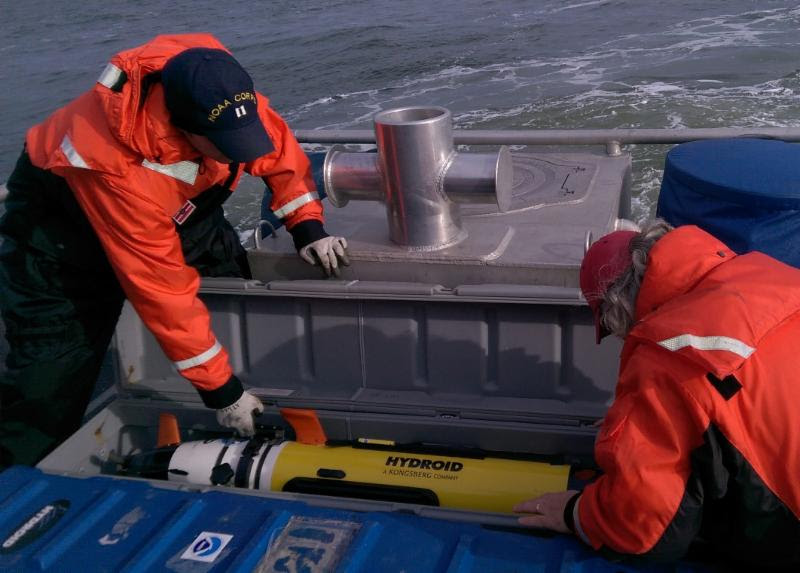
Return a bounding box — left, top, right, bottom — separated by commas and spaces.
0, 34, 347, 469
514, 220, 800, 568
161, 47, 276, 164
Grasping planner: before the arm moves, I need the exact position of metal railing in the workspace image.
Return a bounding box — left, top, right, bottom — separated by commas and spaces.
296, 126, 800, 156
3, 127, 800, 206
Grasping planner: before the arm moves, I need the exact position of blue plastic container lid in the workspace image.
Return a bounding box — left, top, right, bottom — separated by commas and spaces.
664, 139, 800, 211
0, 466, 716, 573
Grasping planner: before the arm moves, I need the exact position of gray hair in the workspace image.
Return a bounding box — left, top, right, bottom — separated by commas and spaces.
601, 219, 674, 338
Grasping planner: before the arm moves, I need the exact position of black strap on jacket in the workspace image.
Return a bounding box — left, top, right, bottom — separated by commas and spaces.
706, 373, 742, 401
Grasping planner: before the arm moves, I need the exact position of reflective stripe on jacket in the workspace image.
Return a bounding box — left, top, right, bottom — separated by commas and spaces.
24, 33, 323, 392
577, 225, 800, 566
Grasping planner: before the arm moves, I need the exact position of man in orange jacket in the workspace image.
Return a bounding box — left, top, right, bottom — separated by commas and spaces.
0, 34, 348, 468
515, 221, 800, 569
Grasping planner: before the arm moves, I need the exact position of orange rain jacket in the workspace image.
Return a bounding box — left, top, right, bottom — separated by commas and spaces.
573, 225, 800, 566
24, 34, 324, 403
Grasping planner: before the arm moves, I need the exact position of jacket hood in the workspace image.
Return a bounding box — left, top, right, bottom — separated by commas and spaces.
633, 225, 733, 320
629, 225, 800, 377
96, 33, 230, 163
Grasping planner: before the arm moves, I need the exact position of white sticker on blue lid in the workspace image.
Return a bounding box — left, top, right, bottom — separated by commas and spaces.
180, 531, 233, 563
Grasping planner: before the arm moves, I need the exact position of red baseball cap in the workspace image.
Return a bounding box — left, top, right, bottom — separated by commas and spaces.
579, 230, 637, 343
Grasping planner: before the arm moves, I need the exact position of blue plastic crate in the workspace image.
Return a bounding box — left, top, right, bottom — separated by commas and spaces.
0, 466, 713, 572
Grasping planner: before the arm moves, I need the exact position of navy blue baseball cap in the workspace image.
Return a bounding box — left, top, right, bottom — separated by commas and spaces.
162, 48, 274, 162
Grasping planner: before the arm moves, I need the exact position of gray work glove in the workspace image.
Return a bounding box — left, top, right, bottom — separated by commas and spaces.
215, 390, 264, 437
299, 236, 350, 277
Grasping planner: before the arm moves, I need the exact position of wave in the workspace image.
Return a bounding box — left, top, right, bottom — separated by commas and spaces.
284, 3, 800, 131
542, 0, 610, 15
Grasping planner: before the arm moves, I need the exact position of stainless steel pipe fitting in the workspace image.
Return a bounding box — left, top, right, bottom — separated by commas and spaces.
323, 106, 512, 250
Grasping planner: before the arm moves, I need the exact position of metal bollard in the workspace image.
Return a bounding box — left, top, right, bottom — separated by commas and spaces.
324, 106, 512, 250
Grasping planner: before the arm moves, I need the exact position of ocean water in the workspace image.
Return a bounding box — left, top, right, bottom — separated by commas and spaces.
3, 0, 800, 231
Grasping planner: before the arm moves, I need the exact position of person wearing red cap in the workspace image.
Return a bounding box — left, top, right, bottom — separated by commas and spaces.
515, 220, 800, 568
0, 34, 348, 468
